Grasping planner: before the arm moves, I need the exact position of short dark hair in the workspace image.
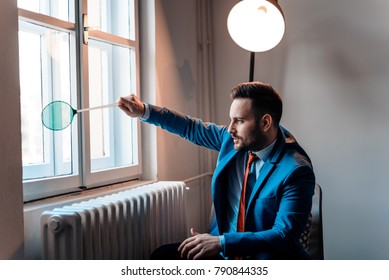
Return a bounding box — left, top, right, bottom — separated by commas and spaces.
231, 81, 282, 125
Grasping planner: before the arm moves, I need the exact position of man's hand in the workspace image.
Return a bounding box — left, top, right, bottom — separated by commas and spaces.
178, 228, 221, 260
117, 94, 145, 118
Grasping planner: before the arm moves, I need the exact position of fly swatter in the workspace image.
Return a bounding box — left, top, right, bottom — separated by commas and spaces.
41, 100, 117, 131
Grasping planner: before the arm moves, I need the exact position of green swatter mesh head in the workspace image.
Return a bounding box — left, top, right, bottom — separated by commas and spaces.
41, 101, 76, 131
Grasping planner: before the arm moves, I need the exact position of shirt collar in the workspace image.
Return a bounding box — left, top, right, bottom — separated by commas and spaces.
251, 138, 277, 162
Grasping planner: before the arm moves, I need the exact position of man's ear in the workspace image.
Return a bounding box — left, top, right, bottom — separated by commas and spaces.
261, 114, 273, 132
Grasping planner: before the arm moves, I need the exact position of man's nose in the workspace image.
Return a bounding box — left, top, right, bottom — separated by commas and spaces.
228, 122, 235, 134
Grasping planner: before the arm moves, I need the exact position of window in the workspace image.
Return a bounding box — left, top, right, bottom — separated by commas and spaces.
18, 0, 140, 201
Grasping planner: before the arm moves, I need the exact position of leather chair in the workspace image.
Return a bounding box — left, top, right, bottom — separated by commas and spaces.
300, 184, 324, 259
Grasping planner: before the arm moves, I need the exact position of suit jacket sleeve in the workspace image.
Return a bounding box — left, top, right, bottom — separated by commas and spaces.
145, 104, 228, 151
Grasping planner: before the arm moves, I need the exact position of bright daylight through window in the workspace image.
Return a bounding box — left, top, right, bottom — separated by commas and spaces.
18, 0, 140, 201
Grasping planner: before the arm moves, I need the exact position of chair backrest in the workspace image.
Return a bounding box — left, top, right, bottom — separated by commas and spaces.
300, 184, 324, 259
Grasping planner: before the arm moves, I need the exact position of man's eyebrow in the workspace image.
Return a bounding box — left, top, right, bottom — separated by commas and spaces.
232, 113, 249, 119
230, 116, 245, 121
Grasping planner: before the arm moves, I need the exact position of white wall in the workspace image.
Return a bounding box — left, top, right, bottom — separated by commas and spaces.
154, 0, 216, 181
212, 0, 389, 259
0, 0, 24, 259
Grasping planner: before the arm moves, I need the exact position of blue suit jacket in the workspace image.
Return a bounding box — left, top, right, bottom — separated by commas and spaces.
146, 105, 315, 259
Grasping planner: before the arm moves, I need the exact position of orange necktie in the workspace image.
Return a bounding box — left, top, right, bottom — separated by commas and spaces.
237, 152, 258, 232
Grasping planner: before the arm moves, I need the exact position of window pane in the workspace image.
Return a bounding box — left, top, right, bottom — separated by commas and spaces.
88, 0, 135, 40
19, 30, 44, 165
18, 0, 74, 23
88, 40, 137, 172
19, 21, 76, 180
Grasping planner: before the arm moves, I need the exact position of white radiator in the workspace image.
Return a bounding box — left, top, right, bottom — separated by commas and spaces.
40, 181, 187, 260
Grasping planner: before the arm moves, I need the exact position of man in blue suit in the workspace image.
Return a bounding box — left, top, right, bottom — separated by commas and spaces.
118, 82, 315, 259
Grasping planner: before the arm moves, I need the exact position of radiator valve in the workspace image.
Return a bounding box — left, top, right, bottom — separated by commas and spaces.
48, 216, 63, 233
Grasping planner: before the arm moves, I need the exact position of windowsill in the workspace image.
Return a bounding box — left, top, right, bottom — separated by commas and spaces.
23, 179, 154, 211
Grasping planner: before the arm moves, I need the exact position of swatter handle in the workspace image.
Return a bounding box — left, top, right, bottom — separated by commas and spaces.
76, 102, 118, 113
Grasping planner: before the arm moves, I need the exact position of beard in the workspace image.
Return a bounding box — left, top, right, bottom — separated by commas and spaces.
232, 128, 267, 152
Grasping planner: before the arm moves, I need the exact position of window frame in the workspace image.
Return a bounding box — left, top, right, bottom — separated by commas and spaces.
19, 0, 141, 202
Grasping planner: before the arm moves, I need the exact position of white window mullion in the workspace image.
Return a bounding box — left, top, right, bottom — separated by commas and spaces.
18, 9, 75, 32
78, 0, 92, 187
89, 30, 137, 48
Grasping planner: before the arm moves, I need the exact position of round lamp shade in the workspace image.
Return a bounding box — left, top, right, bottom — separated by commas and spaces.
227, 0, 285, 52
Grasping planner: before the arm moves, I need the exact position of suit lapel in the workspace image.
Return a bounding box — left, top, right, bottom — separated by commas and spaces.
246, 129, 286, 212
212, 149, 238, 185
246, 161, 275, 211
212, 148, 238, 230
